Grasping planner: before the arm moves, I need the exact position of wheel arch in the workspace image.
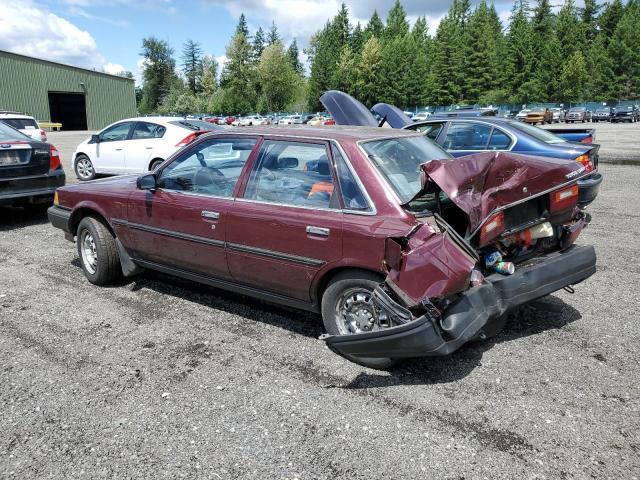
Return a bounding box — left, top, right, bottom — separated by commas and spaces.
148, 157, 165, 171
69, 206, 115, 238
312, 266, 385, 308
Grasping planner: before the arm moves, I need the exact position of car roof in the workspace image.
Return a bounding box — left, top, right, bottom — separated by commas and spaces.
0, 113, 35, 119
205, 125, 422, 142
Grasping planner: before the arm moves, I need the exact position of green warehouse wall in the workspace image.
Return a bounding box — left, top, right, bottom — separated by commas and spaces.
0, 50, 136, 130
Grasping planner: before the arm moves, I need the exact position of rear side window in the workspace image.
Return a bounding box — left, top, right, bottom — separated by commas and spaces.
443, 122, 492, 150
331, 145, 369, 211
244, 140, 339, 209
1, 118, 38, 129
413, 122, 444, 141
132, 122, 166, 139
488, 129, 512, 150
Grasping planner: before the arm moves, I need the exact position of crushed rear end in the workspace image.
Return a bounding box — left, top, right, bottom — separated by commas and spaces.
323, 152, 596, 362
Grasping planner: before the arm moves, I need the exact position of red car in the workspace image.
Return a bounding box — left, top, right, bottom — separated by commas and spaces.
48, 127, 596, 368
225, 116, 236, 126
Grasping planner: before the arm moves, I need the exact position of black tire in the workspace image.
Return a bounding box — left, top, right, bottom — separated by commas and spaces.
321, 271, 399, 370
74, 154, 96, 181
76, 217, 122, 286
149, 158, 164, 171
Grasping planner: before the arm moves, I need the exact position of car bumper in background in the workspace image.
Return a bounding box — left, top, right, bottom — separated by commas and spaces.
577, 172, 603, 207
323, 245, 596, 360
0, 170, 65, 206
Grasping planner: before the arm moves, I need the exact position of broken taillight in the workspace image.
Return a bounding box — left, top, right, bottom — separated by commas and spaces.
550, 185, 579, 213
176, 132, 198, 147
575, 153, 593, 173
479, 211, 505, 246
49, 145, 61, 170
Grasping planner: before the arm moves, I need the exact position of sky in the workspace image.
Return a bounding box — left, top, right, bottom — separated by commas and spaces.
0, 0, 570, 84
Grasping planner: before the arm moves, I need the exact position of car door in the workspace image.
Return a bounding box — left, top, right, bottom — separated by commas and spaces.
125, 136, 259, 279
94, 122, 134, 173
441, 121, 493, 157
125, 121, 167, 173
226, 138, 344, 302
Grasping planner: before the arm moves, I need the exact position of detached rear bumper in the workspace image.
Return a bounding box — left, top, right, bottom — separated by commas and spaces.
577, 172, 602, 207
323, 244, 596, 360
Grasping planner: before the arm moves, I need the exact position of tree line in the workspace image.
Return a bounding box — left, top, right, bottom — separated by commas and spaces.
138, 0, 640, 115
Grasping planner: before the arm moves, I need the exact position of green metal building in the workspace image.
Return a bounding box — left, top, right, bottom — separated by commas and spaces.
0, 50, 136, 131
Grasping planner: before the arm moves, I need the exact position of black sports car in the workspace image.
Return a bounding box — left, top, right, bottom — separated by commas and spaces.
0, 121, 65, 208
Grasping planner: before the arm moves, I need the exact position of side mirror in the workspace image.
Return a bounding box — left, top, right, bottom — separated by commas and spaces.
136, 173, 157, 191
90, 134, 101, 143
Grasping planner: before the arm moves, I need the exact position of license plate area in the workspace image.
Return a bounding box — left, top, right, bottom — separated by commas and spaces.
0, 150, 30, 166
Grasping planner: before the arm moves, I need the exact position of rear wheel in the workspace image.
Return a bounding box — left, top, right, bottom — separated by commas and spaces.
321, 271, 399, 370
75, 154, 96, 181
76, 217, 122, 285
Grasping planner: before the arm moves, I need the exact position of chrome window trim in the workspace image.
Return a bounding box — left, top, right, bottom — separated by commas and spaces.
409, 119, 518, 152
329, 140, 377, 216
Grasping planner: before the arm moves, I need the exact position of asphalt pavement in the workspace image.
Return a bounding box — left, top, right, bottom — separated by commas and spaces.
0, 125, 639, 479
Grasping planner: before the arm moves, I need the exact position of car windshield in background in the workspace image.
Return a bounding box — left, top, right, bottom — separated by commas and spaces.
0, 122, 31, 141
618, 107, 633, 111
569, 108, 586, 112
508, 120, 566, 144
361, 135, 451, 203
1, 118, 38, 129
169, 120, 221, 131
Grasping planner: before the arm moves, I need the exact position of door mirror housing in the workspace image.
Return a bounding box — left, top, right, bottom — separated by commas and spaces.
90, 134, 101, 143
137, 173, 157, 191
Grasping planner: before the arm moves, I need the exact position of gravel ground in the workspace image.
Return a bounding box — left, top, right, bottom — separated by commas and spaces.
1, 127, 639, 479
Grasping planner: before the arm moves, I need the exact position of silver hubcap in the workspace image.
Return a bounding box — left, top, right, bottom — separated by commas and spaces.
335, 288, 380, 335
80, 230, 98, 274
77, 158, 93, 179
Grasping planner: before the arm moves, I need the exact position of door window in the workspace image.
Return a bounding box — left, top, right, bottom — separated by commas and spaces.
443, 122, 492, 150
132, 122, 166, 139
244, 140, 338, 209
488, 128, 512, 150
158, 137, 257, 197
100, 122, 133, 142
414, 122, 444, 141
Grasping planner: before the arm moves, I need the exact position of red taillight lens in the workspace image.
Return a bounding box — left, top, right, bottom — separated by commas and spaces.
176, 132, 197, 147
575, 153, 593, 173
550, 185, 579, 213
479, 211, 505, 246
49, 145, 61, 170
581, 136, 592, 144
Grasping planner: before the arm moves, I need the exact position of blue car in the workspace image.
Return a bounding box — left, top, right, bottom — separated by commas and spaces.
320, 91, 602, 207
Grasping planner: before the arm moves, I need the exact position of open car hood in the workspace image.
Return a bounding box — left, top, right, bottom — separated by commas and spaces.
371, 103, 413, 128
411, 151, 587, 233
319, 91, 378, 127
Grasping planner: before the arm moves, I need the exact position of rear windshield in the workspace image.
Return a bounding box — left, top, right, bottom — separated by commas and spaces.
0, 122, 31, 141
169, 120, 222, 131
361, 136, 451, 203
0, 118, 38, 129
507, 121, 565, 144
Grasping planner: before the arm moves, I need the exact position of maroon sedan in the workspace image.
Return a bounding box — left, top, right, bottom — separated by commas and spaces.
48, 126, 596, 368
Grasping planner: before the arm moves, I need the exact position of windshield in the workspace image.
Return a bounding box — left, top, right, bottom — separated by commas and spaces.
361, 136, 451, 203
508, 120, 565, 144
569, 108, 585, 112
0, 122, 31, 141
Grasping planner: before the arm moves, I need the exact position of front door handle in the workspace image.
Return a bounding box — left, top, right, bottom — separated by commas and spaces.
201, 210, 220, 220
145, 146, 153, 150
115, 148, 123, 151
306, 226, 330, 237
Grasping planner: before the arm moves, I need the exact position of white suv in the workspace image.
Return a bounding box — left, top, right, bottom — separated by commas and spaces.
72, 117, 221, 181
0, 112, 47, 142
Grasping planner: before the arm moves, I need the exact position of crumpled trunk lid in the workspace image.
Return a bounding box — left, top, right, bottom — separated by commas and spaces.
415, 151, 588, 233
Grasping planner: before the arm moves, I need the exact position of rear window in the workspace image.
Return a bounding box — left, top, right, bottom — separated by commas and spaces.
0, 118, 38, 129
168, 120, 222, 131
0, 122, 30, 141
508, 121, 565, 144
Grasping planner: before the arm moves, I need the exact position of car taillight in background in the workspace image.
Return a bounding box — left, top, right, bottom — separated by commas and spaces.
580, 136, 592, 144
479, 211, 505, 246
550, 185, 579, 213
175, 130, 211, 147
575, 153, 594, 173
49, 145, 61, 170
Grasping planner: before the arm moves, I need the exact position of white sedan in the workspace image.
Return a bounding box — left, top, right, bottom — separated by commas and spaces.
72, 117, 222, 181
236, 115, 268, 126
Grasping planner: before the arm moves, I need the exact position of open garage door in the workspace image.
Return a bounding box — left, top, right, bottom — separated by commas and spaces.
48, 92, 87, 130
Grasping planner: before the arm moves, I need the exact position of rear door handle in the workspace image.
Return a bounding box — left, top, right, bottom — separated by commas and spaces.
145, 147, 153, 150
201, 210, 220, 220
115, 148, 123, 151
306, 226, 330, 237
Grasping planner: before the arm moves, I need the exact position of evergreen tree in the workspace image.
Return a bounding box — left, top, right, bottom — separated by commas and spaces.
286, 39, 304, 75
411, 16, 429, 50
586, 34, 615, 100
384, 0, 410, 40
356, 36, 384, 107
599, 0, 624, 41
333, 3, 351, 45
140, 37, 177, 113
364, 10, 385, 39
201, 55, 218, 96
257, 43, 297, 112
608, 1, 640, 98
333, 45, 359, 96
350, 23, 365, 53
267, 21, 281, 46
220, 26, 255, 113
181, 39, 203, 94
532, 0, 555, 39
559, 50, 589, 100
581, 0, 601, 41
556, 0, 586, 58
253, 27, 266, 61
236, 13, 249, 37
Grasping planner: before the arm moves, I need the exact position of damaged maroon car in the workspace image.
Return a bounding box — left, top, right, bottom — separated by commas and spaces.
47, 127, 596, 369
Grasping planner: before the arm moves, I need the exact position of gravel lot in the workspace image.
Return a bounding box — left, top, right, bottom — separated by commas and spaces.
1, 125, 639, 479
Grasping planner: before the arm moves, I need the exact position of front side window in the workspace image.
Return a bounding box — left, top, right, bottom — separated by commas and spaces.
132, 122, 166, 139
158, 137, 257, 197
443, 122, 492, 150
244, 140, 338, 209
361, 135, 451, 204
100, 122, 133, 142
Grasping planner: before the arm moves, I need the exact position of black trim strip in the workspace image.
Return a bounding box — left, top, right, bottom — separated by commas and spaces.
113, 218, 326, 267
227, 242, 325, 267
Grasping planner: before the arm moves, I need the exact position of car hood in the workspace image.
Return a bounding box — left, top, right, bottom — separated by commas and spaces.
407, 151, 587, 232
371, 103, 413, 128
319, 91, 380, 127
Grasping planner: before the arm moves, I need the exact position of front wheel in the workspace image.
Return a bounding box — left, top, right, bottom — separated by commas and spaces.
77, 217, 123, 285
321, 271, 399, 370
149, 158, 164, 171
75, 154, 96, 181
